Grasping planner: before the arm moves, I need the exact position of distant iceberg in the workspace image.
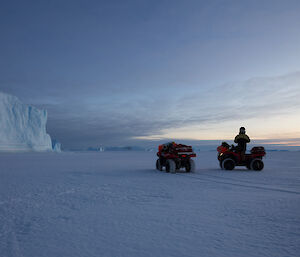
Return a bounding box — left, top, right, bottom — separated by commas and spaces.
52, 139, 62, 152
0, 91, 59, 152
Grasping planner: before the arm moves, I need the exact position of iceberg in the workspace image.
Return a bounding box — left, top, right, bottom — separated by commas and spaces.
52, 139, 62, 152
0, 91, 55, 151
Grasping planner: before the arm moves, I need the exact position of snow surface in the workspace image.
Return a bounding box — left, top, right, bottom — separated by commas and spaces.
0, 92, 53, 152
0, 151, 299, 257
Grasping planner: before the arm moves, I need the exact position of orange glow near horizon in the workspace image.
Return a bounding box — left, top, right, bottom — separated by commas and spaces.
260, 141, 300, 146
133, 136, 300, 146
133, 118, 300, 146
133, 112, 300, 146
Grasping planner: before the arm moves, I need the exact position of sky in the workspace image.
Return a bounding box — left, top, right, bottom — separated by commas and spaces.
0, 0, 300, 149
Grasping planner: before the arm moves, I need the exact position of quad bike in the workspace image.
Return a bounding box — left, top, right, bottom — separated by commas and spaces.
217, 142, 266, 171
156, 142, 196, 173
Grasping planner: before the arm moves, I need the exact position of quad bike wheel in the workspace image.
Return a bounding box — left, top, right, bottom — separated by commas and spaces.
250, 159, 264, 171
156, 159, 163, 171
185, 159, 195, 173
166, 159, 176, 173
222, 158, 235, 170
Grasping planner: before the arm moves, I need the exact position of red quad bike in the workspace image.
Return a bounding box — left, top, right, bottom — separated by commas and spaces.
217, 142, 266, 171
156, 142, 196, 173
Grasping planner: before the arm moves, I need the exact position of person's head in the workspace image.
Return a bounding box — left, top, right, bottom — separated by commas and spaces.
239, 127, 246, 134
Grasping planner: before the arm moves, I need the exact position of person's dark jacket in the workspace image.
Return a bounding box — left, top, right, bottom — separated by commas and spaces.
234, 134, 250, 152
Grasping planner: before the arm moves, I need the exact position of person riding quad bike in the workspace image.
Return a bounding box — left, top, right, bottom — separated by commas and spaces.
217, 127, 265, 171
234, 127, 250, 159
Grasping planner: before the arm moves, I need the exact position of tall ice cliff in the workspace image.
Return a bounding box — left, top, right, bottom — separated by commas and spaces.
0, 92, 58, 151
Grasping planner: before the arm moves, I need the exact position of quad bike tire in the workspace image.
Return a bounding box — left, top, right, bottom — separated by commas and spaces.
166, 159, 176, 173
221, 158, 235, 170
250, 159, 264, 171
185, 159, 195, 173
156, 159, 163, 171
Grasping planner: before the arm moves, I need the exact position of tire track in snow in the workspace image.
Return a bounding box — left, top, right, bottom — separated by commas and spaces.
194, 171, 269, 185
176, 173, 300, 195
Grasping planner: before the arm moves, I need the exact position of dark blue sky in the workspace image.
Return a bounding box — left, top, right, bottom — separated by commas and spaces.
1, 0, 300, 148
